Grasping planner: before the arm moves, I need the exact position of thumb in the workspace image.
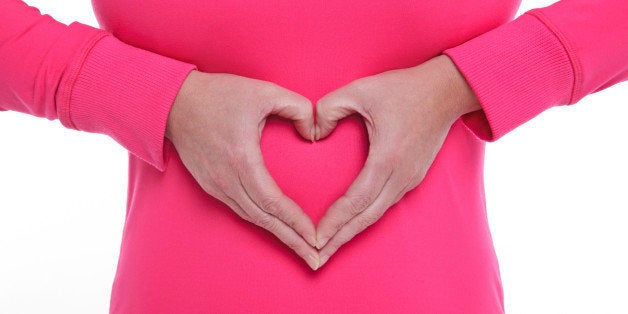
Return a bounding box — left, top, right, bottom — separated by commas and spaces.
315, 93, 360, 140
270, 91, 315, 141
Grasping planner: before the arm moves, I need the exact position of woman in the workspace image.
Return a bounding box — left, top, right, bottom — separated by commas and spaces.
1, 0, 626, 312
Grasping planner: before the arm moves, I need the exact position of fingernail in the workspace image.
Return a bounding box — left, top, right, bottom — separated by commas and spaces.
309, 254, 320, 271
319, 254, 329, 268
315, 237, 328, 250
315, 126, 321, 141
310, 236, 318, 248
309, 127, 315, 142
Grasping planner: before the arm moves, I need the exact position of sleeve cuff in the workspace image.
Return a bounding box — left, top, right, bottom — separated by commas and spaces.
443, 13, 575, 141
57, 30, 197, 171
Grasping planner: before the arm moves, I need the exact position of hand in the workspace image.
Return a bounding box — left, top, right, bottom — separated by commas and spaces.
166, 70, 320, 270
314, 55, 481, 267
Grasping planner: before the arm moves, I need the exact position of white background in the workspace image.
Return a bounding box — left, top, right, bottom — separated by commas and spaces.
1, 0, 626, 313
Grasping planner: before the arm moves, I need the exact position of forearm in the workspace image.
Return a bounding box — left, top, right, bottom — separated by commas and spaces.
0, 1, 106, 119
443, 0, 628, 141
0, 0, 197, 170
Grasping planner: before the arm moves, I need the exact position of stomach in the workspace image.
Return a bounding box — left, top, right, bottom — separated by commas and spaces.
92, 0, 519, 219
90, 0, 521, 312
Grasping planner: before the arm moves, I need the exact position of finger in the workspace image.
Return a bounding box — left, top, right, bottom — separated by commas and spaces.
209, 169, 320, 269
318, 178, 403, 268
315, 93, 360, 140
238, 145, 318, 248
315, 156, 392, 249
270, 92, 315, 141
216, 191, 253, 223
229, 183, 320, 271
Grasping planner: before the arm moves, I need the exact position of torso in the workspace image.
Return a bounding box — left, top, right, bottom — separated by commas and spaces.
91, 1, 521, 312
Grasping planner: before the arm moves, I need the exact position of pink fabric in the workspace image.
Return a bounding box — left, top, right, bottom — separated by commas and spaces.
0, 1, 196, 170
1, 0, 626, 312
444, 0, 628, 141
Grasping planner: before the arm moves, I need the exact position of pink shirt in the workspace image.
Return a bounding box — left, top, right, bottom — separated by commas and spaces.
1, 0, 626, 312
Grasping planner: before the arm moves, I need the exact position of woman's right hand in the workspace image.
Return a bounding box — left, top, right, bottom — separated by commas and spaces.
165, 70, 320, 270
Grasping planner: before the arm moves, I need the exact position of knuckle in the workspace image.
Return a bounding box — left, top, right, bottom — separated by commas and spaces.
343, 194, 372, 216
328, 216, 347, 233
357, 213, 381, 230
295, 97, 313, 111
260, 195, 284, 216
258, 81, 282, 97
254, 213, 278, 232
291, 107, 309, 123
261, 196, 299, 229
284, 238, 301, 252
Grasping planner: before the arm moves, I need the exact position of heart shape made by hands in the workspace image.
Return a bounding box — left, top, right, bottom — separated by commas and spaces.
263, 55, 473, 270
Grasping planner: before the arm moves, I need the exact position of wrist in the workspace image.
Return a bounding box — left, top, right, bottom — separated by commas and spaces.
434, 54, 482, 118
166, 70, 200, 141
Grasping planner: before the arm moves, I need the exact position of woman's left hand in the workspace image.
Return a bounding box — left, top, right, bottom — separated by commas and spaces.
314, 55, 481, 267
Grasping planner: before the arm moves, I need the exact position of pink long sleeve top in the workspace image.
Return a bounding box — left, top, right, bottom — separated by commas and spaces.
1, 0, 626, 313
